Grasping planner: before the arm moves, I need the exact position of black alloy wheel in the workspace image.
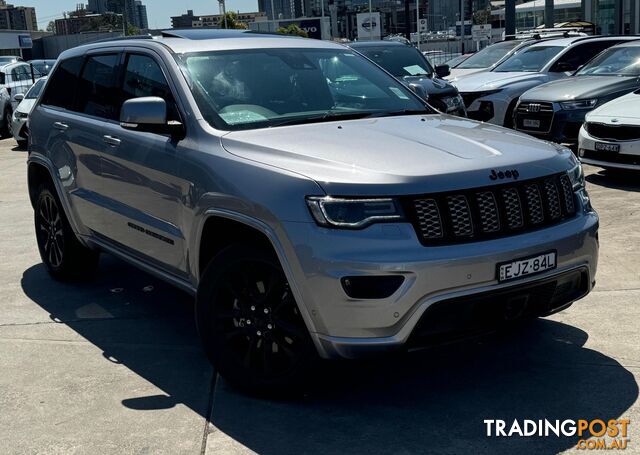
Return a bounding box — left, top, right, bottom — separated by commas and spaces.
197, 244, 316, 395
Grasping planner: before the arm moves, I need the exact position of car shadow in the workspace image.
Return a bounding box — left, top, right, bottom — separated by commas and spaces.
586, 169, 640, 193
21, 257, 638, 454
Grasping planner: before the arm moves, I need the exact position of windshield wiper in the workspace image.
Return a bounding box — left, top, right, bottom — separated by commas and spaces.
268, 108, 433, 128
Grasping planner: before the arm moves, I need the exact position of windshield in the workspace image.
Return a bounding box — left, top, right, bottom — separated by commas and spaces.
178, 48, 430, 131
576, 46, 640, 76
25, 78, 45, 99
493, 45, 563, 72
355, 45, 434, 77
457, 41, 522, 69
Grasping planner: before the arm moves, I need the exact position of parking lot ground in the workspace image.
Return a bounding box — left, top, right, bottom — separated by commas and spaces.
0, 137, 638, 455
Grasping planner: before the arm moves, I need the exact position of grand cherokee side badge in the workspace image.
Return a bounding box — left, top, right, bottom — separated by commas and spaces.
490, 169, 520, 181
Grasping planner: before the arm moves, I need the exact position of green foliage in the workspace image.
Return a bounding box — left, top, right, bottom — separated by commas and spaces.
276, 24, 308, 38
218, 12, 249, 30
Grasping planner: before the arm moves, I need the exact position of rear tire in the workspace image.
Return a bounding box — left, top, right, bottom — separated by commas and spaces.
34, 180, 99, 281
196, 244, 316, 396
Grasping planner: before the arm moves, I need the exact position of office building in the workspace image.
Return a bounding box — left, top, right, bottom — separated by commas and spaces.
0, 0, 38, 31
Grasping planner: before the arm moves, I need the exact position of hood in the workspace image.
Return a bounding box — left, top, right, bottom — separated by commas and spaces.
452, 71, 550, 92
586, 91, 640, 126
400, 75, 458, 97
220, 115, 573, 196
446, 68, 487, 82
521, 75, 640, 102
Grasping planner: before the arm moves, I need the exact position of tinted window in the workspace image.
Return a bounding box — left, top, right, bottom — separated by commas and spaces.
121, 54, 179, 121
457, 41, 522, 69
577, 46, 640, 76
11, 65, 30, 81
494, 46, 563, 72
76, 54, 120, 120
40, 57, 84, 110
551, 42, 620, 72
354, 45, 433, 77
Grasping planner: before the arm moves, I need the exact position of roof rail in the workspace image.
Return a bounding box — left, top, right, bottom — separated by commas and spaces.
161, 29, 290, 40
92, 34, 154, 43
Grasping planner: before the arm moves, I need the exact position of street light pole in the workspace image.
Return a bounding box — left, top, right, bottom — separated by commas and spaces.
416, 0, 420, 50
369, 0, 372, 40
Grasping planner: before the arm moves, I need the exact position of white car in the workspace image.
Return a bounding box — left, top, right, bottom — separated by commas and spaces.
451, 36, 636, 127
578, 90, 640, 171
11, 76, 46, 146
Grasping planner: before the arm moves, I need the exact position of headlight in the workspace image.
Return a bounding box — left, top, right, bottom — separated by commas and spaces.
306, 196, 404, 228
560, 99, 597, 110
567, 161, 585, 190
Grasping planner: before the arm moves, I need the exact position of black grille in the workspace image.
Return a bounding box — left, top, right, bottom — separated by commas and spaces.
403, 173, 577, 246
586, 122, 640, 141
514, 101, 554, 132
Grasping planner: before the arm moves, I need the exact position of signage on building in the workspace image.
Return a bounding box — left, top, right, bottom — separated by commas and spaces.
455, 20, 472, 36
471, 24, 492, 41
357, 12, 381, 40
18, 35, 32, 49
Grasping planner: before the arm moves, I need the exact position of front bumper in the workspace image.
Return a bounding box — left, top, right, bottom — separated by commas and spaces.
578, 126, 640, 170
460, 91, 511, 126
514, 103, 589, 144
281, 206, 599, 359
11, 114, 27, 141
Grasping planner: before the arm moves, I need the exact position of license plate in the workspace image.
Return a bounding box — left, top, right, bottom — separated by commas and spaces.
595, 142, 620, 153
498, 251, 556, 283
523, 118, 541, 129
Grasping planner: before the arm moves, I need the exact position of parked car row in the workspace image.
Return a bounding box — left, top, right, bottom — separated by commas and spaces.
449, 34, 640, 171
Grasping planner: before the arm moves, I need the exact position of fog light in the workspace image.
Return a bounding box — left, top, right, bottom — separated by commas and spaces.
341, 275, 405, 299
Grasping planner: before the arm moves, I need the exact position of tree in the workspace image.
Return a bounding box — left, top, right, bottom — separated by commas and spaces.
46, 20, 56, 33
276, 24, 308, 38
218, 12, 248, 30
127, 24, 140, 36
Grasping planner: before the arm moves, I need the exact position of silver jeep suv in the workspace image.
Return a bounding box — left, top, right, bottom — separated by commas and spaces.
27, 30, 598, 394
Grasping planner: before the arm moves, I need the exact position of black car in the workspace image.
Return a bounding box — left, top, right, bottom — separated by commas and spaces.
514, 40, 640, 143
348, 41, 466, 117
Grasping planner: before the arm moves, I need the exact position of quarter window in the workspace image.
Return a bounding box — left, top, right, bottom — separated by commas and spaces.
40, 57, 84, 110
76, 54, 120, 120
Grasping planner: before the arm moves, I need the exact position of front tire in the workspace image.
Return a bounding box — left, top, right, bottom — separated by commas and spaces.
3, 108, 12, 138
34, 181, 99, 280
196, 244, 316, 395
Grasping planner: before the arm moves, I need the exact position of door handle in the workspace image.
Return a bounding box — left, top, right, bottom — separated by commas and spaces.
53, 122, 69, 131
103, 135, 121, 147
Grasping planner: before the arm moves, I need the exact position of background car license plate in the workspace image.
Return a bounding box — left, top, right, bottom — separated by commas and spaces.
595, 142, 620, 153
498, 251, 556, 282
523, 119, 541, 129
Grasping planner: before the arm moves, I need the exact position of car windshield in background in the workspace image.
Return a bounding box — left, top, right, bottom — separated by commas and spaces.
446, 53, 470, 68
32, 63, 54, 76
456, 41, 522, 69
356, 46, 434, 77
493, 45, 563, 72
25, 78, 45, 99
178, 48, 430, 131
576, 46, 640, 76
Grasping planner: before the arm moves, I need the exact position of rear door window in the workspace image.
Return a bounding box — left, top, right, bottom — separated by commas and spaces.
551, 41, 621, 72
76, 53, 121, 120
40, 56, 84, 110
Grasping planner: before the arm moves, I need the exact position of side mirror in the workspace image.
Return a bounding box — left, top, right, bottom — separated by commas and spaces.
435, 64, 450, 78
13, 93, 24, 102
408, 83, 429, 102
120, 96, 183, 137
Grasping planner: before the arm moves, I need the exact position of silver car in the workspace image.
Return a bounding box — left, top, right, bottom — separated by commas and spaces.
27, 30, 598, 394
12, 76, 46, 146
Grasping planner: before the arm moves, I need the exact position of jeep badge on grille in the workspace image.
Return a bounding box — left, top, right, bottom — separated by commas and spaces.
490, 169, 520, 181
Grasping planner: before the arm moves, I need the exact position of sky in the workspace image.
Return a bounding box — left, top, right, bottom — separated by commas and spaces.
32, 0, 259, 30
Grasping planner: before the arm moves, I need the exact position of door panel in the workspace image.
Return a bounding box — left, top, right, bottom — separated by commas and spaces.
97, 53, 188, 275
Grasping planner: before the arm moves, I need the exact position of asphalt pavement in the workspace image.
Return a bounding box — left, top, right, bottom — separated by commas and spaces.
1, 137, 638, 454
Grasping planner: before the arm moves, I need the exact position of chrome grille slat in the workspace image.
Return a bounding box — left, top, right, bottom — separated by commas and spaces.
409, 173, 577, 246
